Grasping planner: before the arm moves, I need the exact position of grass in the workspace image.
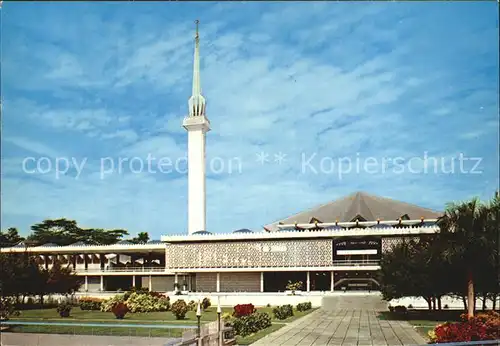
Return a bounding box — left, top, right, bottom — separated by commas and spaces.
5, 324, 184, 337
236, 324, 285, 345
8, 305, 316, 342
12, 306, 316, 324
378, 309, 464, 340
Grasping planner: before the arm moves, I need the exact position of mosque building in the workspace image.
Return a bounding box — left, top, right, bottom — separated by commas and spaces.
1, 22, 441, 297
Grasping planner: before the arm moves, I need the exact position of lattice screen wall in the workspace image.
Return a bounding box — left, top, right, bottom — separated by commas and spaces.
166, 239, 333, 269
381, 237, 420, 254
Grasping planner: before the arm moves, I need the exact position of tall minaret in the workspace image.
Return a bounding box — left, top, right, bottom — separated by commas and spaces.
183, 20, 211, 235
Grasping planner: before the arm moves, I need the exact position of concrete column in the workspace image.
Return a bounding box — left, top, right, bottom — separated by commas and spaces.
84, 276, 88, 291
260, 272, 264, 293
132, 275, 136, 288
330, 271, 334, 292
306, 271, 310, 292
216, 272, 220, 293
149, 275, 152, 291
100, 276, 104, 291
44, 255, 49, 269
84, 254, 88, 270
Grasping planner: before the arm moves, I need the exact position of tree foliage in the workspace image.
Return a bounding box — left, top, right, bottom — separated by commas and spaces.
0, 227, 25, 248
380, 193, 499, 314
0, 252, 82, 305
129, 232, 150, 244
26, 218, 128, 246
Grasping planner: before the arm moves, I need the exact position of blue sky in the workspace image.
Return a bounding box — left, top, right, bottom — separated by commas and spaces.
2, 2, 498, 238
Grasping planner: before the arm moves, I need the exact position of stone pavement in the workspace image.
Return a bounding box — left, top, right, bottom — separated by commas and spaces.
0, 332, 177, 346
252, 295, 428, 346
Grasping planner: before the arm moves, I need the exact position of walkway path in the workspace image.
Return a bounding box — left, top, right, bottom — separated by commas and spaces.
252, 295, 427, 346
0, 332, 177, 346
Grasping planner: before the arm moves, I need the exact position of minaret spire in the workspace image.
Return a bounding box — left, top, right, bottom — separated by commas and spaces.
183, 19, 210, 236
189, 19, 206, 117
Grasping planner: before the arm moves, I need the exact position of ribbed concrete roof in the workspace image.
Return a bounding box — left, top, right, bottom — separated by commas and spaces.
264, 191, 441, 232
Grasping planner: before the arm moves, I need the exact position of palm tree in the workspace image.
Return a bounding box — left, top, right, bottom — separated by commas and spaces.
437, 197, 490, 318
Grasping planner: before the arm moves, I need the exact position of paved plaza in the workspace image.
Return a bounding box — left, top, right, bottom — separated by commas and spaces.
252, 295, 428, 346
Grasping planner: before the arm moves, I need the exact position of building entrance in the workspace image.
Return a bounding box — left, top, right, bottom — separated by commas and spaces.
334, 271, 380, 291
310, 271, 330, 291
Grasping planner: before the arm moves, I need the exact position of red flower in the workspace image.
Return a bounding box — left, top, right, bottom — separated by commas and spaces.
233, 304, 256, 318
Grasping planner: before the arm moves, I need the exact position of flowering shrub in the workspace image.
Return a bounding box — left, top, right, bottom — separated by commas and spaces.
56, 302, 72, 318
273, 304, 294, 320
125, 292, 170, 313
286, 280, 303, 293
233, 304, 256, 318
188, 300, 197, 311
171, 299, 189, 320
101, 294, 125, 312
0, 297, 18, 320
79, 297, 103, 311
221, 312, 233, 321
430, 311, 500, 343
202, 297, 211, 310
101, 292, 169, 313
232, 312, 272, 337
111, 302, 129, 319
296, 302, 312, 312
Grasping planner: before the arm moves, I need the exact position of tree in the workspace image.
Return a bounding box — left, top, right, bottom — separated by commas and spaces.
437, 197, 491, 318
379, 237, 448, 310
28, 219, 80, 245
0, 253, 82, 306
46, 262, 82, 296
0, 227, 25, 247
379, 238, 416, 302
88, 228, 129, 245
27, 219, 129, 246
0, 253, 42, 302
130, 232, 150, 244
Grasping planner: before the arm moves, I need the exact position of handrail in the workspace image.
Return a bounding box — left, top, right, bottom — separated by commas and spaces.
82, 267, 166, 272
332, 260, 380, 266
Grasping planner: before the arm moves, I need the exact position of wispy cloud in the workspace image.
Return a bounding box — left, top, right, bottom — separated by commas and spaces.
2, 2, 498, 237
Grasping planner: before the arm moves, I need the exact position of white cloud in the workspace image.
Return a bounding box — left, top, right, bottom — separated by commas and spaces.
2, 2, 497, 237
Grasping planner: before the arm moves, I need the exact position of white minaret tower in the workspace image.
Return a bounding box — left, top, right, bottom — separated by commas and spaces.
183, 20, 211, 235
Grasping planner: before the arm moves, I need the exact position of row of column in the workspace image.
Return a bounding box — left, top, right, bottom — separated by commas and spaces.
84, 274, 152, 292
83, 271, 336, 293
208, 271, 336, 293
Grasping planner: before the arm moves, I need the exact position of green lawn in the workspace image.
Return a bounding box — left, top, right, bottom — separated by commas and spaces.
236, 324, 285, 345
5, 325, 183, 338
378, 310, 464, 341
9, 306, 315, 343
12, 306, 315, 324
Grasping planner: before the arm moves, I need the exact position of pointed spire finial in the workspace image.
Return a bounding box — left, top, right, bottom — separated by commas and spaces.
188, 19, 206, 117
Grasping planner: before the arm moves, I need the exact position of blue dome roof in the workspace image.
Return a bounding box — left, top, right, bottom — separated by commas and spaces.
147, 240, 163, 244
116, 240, 133, 245
69, 241, 86, 246
233, 228, 253, 233
39, 243, 58, 247
192, 231, 212, 235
